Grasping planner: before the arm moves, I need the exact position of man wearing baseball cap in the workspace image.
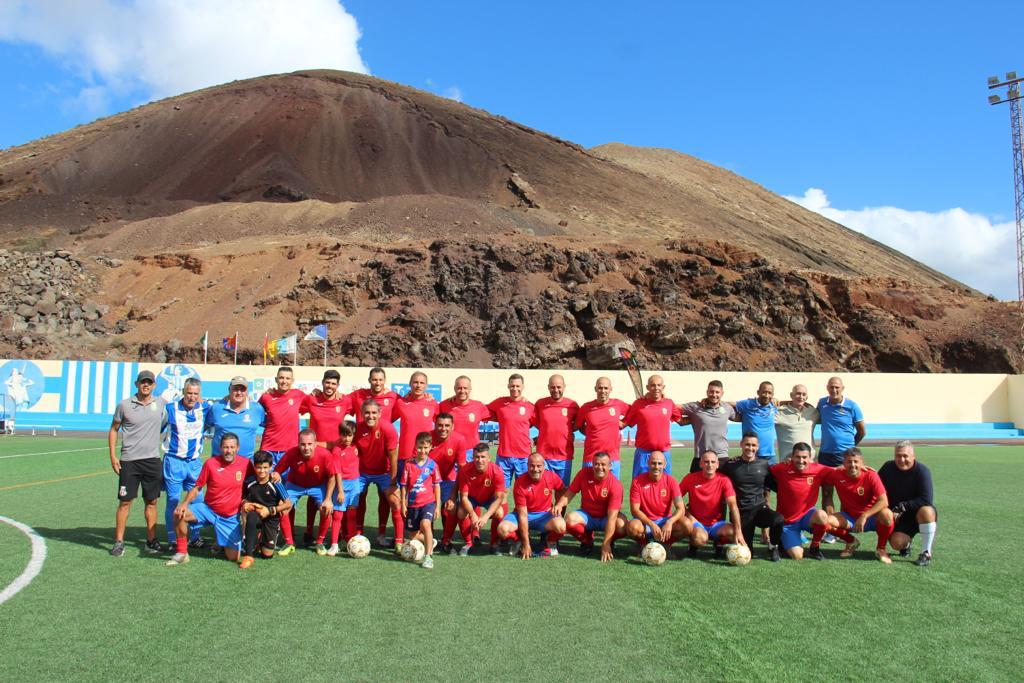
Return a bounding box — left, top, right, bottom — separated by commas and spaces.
108, 369, 168, 557
204, 376, 266, 458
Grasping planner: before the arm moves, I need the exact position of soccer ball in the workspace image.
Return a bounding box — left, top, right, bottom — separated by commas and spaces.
346, 535, 371, 559
725, 544, 752, 566
400, 539, 426, 564
641, 542, 667, 566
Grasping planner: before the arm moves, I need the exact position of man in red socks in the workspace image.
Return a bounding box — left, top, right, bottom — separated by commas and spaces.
575, 377, 629, 478
456, 443, 507, 556
496, 453, 567, 559
823, 447, 895, 564
533, 374, 580, 486
625, 451, 688, 553
299, 368, 350, 544
430, 412, 467, 554
439, 375, 490, 461
551, 452, 624, 561
679, 451, 746, 559
353, 399, 401, 548
257, 366, 306, 465
320, 421, 360, 556
770, 443, 834, 560
273, 429, 333, 556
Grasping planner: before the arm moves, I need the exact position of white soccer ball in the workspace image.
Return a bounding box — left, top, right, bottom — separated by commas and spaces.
400, 539, 426, 564
346, 535, 371, 559
641, 542, 667, 566
725, 544, 752, 566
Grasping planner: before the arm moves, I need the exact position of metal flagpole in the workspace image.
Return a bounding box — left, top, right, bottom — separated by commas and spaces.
203, 331, 208, 365
234, 331, 238, 366
323, 329, 328, 368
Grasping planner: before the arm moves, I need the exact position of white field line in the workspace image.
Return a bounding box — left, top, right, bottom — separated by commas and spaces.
0, 515, 47, 606
0, 447, 105, 460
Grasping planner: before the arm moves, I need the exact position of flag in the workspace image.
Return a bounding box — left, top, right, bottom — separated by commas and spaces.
304, 324, 327, 342
222, 334, 237, 351
265, 337, 279, 357
199, 331, 208, 351
276, 334, 297, 355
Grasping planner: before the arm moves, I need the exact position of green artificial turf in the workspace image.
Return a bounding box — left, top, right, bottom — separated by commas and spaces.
0, 437, 1021, 682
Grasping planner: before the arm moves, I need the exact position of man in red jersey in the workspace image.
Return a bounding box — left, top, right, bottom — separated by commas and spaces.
626, 451, 688, 552
300, 369, 350, 445
353, 398, 402, 548
430, 413, 468, 554
679, 451, 745, 558
496, 453, 567, 559
456, 443, 507, 556
533, 373, 580, 487
823, 447, 895, 564
348, 367, 400, 423
575, 377, 629, 478
487, 373, 535, 488
439, 375, 490, 460
273, 429, 333, 556
257, 366, 306, 465
769, 443, 833, 560
166, 432, 253, 566
625, 374, 682, 478
393, 371, 440, 465
552, 452, 624, 561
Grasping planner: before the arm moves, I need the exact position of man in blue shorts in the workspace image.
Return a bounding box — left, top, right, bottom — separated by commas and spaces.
163, 377, 206, 549
552, 452, 625, 561
769, 443, 833, 560
166, 433, 252, 566
496, 453, 567, 559
204, 375, 265, 457
731, 381, 779, 463
625, 451, 688, 553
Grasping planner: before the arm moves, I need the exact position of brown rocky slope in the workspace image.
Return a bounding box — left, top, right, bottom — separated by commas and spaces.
0, 70, 1017, 371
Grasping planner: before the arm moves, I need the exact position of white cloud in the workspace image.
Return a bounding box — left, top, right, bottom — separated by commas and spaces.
784, 188, 1017, 301
0, 0, 367, 107
425, 78, 463, 102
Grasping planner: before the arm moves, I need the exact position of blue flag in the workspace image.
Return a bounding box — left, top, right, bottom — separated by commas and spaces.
304, 324, 328, 342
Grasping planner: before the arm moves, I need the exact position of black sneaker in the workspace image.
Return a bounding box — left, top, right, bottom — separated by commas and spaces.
109, 540, 125, 557
899, 546, 911, 558
714, 544, 725, 559
805, 546, 826, 561
579, 542, 595, 557
769, 546, 781, 562
145, 538, 164, 554
686, 545, 699, 559
187, 537, 208, 550
498, 540, 510, 555
302, 532, 314, 547
914, 551, 932, 567
439, 542, 454, 555
490, 545, 503, 556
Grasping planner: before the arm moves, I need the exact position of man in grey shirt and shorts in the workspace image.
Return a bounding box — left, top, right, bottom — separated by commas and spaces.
108, 370, 168, 556
679, 380, 736, 473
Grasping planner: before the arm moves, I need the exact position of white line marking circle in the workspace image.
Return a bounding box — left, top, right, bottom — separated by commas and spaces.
0, 515, 47, 606
0, 447, 104, 460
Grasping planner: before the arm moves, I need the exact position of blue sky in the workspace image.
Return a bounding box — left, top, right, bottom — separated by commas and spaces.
0, 1, 1021, 298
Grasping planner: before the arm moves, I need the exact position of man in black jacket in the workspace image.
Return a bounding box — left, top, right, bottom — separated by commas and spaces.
719, 433, 785, 562
878, 440, 937, 567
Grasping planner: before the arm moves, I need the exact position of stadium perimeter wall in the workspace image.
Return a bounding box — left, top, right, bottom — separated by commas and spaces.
1, 357, 1022, 432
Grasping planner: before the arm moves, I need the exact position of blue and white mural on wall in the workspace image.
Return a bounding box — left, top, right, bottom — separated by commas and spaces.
1, 360, 44, 410
61, 360, 140, 415
155, 364, 201, 403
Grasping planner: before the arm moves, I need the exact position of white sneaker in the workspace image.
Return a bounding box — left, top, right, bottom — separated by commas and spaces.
509, 541, 522, 557
432, 538, 439, 552
165, 552, 190, 566
422, 556, 434, 570
326, 544, 339, 557
823, 533, 838, 544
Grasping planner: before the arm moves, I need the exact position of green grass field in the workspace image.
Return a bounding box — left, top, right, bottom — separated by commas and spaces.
0, 437, 1021, 682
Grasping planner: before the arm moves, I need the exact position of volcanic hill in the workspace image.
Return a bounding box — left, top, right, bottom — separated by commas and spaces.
0, 70, 1017, 372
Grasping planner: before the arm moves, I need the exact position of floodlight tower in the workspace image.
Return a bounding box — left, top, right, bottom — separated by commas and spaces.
987, 71, 1024, 304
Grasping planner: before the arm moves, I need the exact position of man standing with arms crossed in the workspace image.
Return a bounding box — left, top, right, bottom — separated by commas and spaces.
575, 377, 629, 478
108, 369, 167, 557
679, 380, 736, 473
533, 374, 580, 486
625, 374, 681, 477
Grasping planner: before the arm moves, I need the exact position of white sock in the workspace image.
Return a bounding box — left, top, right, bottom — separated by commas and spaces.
919, 522, 937, 554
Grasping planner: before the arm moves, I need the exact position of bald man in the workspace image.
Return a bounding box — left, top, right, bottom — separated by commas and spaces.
575, 377, 629, 479
439, 375, 491, 462
533, 374, 580, 486
624, 374, 681, 477
776, 384, 819, 461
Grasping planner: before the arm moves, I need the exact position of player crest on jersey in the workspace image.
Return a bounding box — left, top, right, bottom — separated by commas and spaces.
469, 413, 476, 422
806, 476, 814, 485
660, 488, 667, 497
336, 406, 341, 413
484, 478, 491, 486
243, 414, 250, 423
383, 399, 390, 406
600, 487, 609, 498
149, 403, 157, 411
374, 430, 380, 439
313, 465, 320, 473
447, 448, 453, 456
543, 487, 550, 495
288, 398, 294, 405
423, 408, 431, 417
662, 407, 668, 415
519, 406, 526, 415
857, 486, 865, 496
235, 471, 243, 481
608, 407, 616, 415
561, 408, 568, 416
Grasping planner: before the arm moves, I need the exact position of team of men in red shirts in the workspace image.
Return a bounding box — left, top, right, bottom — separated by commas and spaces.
145, 366, 937, 568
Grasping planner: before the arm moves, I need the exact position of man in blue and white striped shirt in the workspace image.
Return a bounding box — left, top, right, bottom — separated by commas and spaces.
163, 377, 207, 547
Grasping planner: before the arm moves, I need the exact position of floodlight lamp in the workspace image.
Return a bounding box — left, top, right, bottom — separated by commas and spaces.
989, 76, 1000, 86
1007, 71, 1018, 81
989, 94, 1001, 104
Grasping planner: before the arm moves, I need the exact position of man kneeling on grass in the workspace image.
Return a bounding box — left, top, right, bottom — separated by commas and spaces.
167, 433, 252, 566
238, 450, 293, 569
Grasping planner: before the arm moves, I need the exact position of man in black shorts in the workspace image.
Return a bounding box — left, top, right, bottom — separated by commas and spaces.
239, 450, 292, 569
719, 433, 785, 562
879, 440, 937, 566
108, 370, 168, 557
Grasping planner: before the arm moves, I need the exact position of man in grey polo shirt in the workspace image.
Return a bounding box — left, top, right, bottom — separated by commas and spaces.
108, 370, 168, 557
776, 384, 819, 460
679, 380, 736, 473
